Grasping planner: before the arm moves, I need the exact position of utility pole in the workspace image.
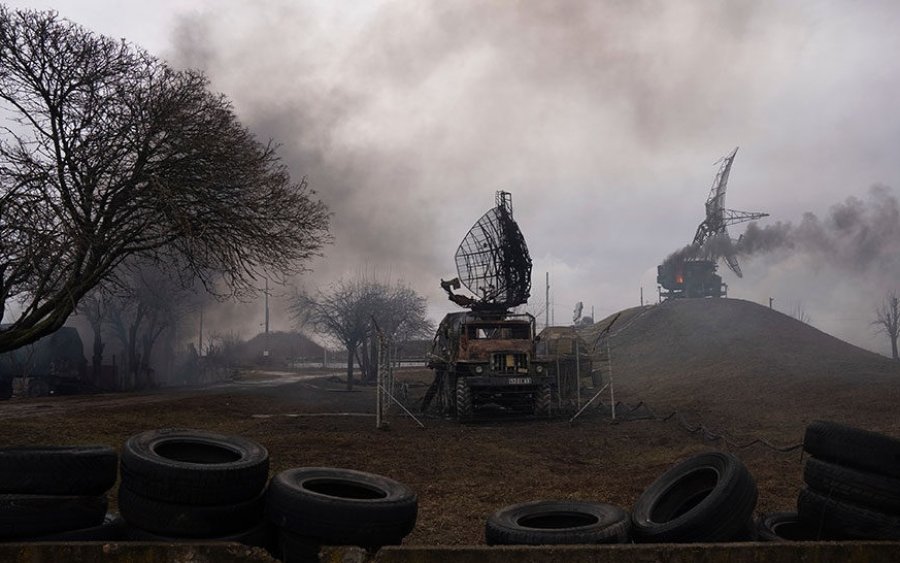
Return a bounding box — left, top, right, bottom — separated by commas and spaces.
264, 278, 270, 359
199, 306, 204, 356
545, 272, 550, 330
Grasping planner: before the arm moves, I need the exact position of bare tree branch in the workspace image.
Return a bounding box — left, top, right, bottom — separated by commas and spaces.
0, 8, 330, 352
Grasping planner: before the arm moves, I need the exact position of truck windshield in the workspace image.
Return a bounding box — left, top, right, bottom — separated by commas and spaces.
467, 324, 530, 339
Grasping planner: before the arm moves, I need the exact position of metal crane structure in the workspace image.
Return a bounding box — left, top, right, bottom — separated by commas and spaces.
658, 147, 769, 299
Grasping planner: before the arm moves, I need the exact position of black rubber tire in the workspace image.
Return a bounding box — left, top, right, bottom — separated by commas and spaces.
120, 428, 269, 505
455, 378, 472, 420
22, 512, 127, 541
127, 519, 273, 548
804, 420, 900, 479
631, 451, 758, 543
757, 511, 823, 541
266, 467, 417, 547
118, 485, 265, 538
0, 494, 107, 539
0, 445, 117, 495
804, 456, 900, 513
797, 487, 900, 540
485, 500, 631, 545
533, 385, 552, 418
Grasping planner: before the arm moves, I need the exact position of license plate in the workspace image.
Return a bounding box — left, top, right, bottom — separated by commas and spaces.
507, 377, 532, 385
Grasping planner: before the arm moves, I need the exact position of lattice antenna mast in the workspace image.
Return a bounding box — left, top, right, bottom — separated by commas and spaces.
691, 147, 768, 277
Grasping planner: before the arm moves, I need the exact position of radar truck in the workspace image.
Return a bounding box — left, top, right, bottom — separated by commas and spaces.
421, 191, 554, 419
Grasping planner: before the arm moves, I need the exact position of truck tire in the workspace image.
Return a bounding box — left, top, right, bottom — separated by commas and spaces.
485, 500, 631, 545
128, 518, 273, 548
266, 467, 417, 548
118, 485, 265, 538
631, 451, 758, 543
757, 512, 821, 541
797, 487, 900, 540
533, 385, 552, 418
120, 428, 269, 505
804, 456, 900, 513
804, 421, 900, 478
23, 512, 126, 542
0, 445, 118, 496
455, 378, 472, 420
0, 494, 107, 539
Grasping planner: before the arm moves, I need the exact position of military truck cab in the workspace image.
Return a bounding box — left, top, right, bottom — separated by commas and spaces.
426, 311, 553, 419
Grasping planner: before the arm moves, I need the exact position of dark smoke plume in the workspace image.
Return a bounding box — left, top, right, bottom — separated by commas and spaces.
662, 185, 900, 278
735, 184, 900, 273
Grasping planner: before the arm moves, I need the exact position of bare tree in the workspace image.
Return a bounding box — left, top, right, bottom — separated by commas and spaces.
96, 259, 203, 389
0, 8, 330, 352
292, 278, 433, 391
873, 291, 900, 361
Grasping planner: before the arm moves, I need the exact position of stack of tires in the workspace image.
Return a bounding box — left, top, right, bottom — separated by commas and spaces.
0, 445, 123, 541
118, 429, 272, 547
266, 467, 418, 562
792, 420, 900, 540
630, 451, 758, 542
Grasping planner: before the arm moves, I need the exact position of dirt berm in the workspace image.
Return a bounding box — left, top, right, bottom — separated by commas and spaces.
581, 298, 900, 437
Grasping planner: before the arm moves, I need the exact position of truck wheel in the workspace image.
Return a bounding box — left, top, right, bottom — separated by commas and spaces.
0, 494, 107, 539
0, 445, 118, 496
120, 428, 269, 505
797, 486, 900, 540
804, 456, 900, 514
23, 512, 126, 542
455, 378, 472, 420
534, 385, 552, 417
118, 485, 265, 538
631, 452, 758, 543
757, 511, 820, 541
265, 467, 418, 548
485, 500, 631, 545
804, 421, 900, 479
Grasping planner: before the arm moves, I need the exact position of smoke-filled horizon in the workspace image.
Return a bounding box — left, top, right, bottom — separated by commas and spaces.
8, 0, 900, 357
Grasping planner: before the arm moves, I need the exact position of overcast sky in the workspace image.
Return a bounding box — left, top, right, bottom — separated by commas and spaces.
7, 0, 900, 356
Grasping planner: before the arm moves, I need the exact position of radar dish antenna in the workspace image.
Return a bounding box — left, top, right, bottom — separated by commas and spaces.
442, 191, 532, 312
691, 147, 769, 277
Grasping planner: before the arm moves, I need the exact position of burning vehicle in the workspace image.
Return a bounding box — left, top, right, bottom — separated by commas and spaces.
657, 148, 768, 300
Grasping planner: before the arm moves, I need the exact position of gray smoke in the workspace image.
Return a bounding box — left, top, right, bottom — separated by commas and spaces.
158, 0, 807, 330
735, 184, 900, 274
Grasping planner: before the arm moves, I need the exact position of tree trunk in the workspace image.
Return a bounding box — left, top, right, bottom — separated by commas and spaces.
892, 335, 898, 361
359, 339, 370, 383
346, 346, 354, 392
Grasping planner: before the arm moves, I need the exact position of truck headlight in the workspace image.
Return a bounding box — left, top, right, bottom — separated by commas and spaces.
474, 366, 484, 374
535, 365, 543, 373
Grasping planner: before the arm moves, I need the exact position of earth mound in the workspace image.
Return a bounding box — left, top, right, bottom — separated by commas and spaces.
581, 298, 900, 436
